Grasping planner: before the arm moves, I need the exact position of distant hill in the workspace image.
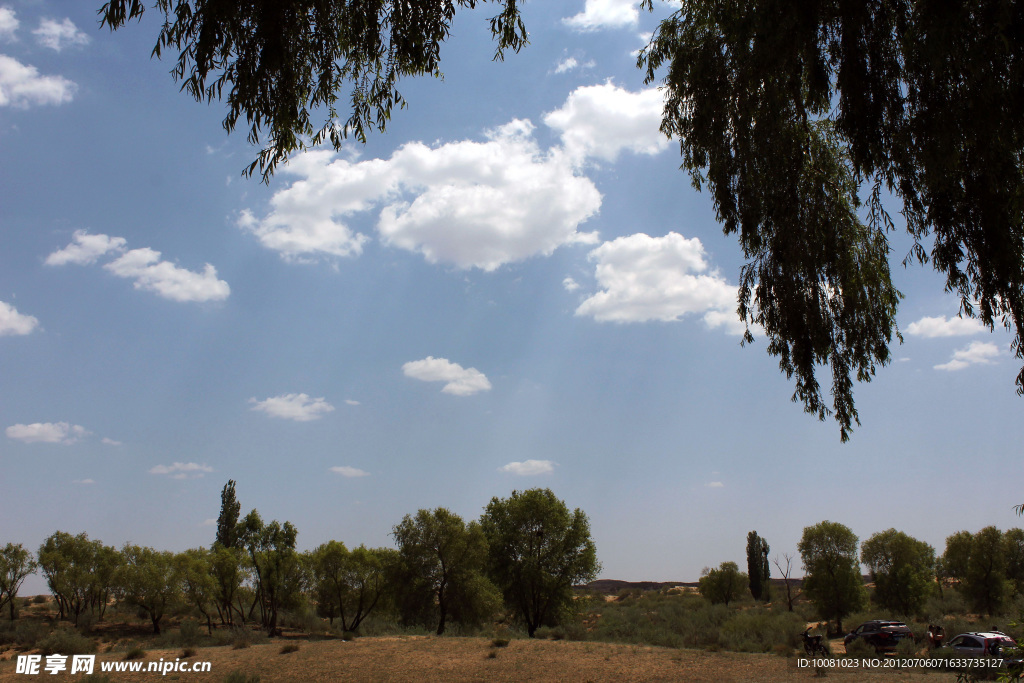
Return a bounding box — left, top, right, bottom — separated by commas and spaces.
579, 577, 806, 594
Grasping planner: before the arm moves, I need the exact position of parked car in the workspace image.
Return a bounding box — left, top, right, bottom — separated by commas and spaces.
844, 620, 914, 653
944, 632, 1020, 662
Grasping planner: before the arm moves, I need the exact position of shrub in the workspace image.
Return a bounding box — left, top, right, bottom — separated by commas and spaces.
32, 595, 48, 604
124, 647, 146, 660
179, 618, 202, 647
38, 626, 96, 656
487, 650, 497, 659
490, 638, 510, 648
181, 647, 198, 658
844, 638, 873, 658
279, 643, 300, 654
341, 630, 358, 641
230, 627, 267, 650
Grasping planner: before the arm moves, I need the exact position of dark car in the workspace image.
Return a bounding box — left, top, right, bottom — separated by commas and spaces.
844, 620, 914, 653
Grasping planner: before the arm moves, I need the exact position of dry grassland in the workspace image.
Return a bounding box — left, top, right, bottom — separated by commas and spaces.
0, 635, 949, 682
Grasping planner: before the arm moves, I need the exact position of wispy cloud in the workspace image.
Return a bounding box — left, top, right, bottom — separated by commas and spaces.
330, 466, 370, 478
499, 459, 555, 475
47, 231, 229, 302
562, 277, 580, 292
72, 478, 95, 485
403, 357, 492, 396
249, 393, 335, 421
33, 18, 89, 52
6, 422, 88, 444
344, 399, 361, 406
0, 300, 39, 336
704, 481, 724, 488
149, 462, 214, 479
934, 341, 1000, 371
0, 7, 19, 41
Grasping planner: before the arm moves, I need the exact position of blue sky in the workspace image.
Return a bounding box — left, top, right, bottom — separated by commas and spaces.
2, 0, 1021, 594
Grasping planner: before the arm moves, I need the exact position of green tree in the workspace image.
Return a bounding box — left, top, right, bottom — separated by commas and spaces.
308, 541, 389, 633
940, 527, 1011, 615
391, 507, 495, 635
698, 561, 747, 606
860, 529, 935, 615
120, 544, 180, 634
175, 548, 219, 634
0, 544, 37, 620
38, 532, 119, 626
215, 479, 242, 550
799, 521, 864, 633
238, 510, 304, 636
639, 0, 1024, 440
480, 488, 599, 637
1005, 528, 1024, 598
99, 0, 528, 181
210, 544, 246, 626
746, 531, 771, 602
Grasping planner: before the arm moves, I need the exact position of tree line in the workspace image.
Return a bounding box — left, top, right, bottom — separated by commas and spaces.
700, 523, 1024, 634
0, 482, 598, 638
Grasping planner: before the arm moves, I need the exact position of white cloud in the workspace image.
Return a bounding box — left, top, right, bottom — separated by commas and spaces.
934, 341, 1001, 371
101, 437, 122, 446
104, 248, 230, 302
705, 481, 724, 488
563, 277, 581, 292
576, 232, 742, 333
0, 7, 18, 41
149, 462, 213, 479
499, 459, 555, 475
47, 232, 229, 302
330, 466, 370, 478
554, 56, 595, 74
73, 478, 95, 485
544, 83, 667, 162
249, 393, 335, 421
33, 18, 89, 52
45, 230, 127, 265
344, 399, 361, 406
200, 518, 216, 526
0, 54, 75, 107
907, 315, 985, 337
242, 119, 601, 270
402, 356, 492, 396
563, 0, 639, 31
0, 300, 39, 335
6, 422, 88, 444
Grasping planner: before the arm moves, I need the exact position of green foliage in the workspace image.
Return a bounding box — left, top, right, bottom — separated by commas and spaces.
391, 507, 496, 635
746, 532, 771, 602
480, 488, 600, 637
699, 562, 748, 607
175, 550, 218, 634
120, 544, 180, 634
178, 617, 203, 646
38, 532, 120, 625
942, 527, 1014, 615
99, 0, 528, 182
861, 528, 936, 615
215, 480, 241, 550
238, 510, 304, 636
38, 624, 97, 656
124, 646, 146, 660
306, 541, 390, 633
0, 543, 37, 620
639, 0, 1024, 440
844, 637, 874, 658
799, 521, 865, 633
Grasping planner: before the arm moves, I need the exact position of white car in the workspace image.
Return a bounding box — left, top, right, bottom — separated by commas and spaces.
946, 632, 1018, 659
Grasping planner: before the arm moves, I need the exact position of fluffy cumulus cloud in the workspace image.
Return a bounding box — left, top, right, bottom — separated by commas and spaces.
563, 0, 639, 31
575, 232, 742, 333
543, 83, 668, 162
0, 6, 18, 40
402, 357, 492, 396
330, 466, 370, 478
33, 18, 89, 51
249, 393, 335, 421
934, 341, 1001, 371
149, 462, 214, 479
499, 459, 555, 476
0, 300, 39, 335
907, 315, 985, 337
46, 231, 230, 302
6, 422, 88, 444
0, 54, 75, 107
243, 120, 601, 270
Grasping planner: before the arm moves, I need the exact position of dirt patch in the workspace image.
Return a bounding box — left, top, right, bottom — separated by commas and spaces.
0, 636, 942, 682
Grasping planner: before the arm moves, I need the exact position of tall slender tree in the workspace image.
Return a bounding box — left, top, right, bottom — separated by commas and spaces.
746, 531, 771, 602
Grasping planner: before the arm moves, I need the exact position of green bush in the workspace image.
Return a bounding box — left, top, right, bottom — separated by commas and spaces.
179, 618, 202, 647
38, 626, 96, 656
844, 637, 873, 658
124, 646, 146, 660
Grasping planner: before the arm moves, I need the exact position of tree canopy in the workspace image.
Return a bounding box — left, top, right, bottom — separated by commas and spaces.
640, 0, 1024, 439
860, 528, 935, 615
798, 521, 864, 633
698, 561, 747, 606
99, 0, 527, 182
